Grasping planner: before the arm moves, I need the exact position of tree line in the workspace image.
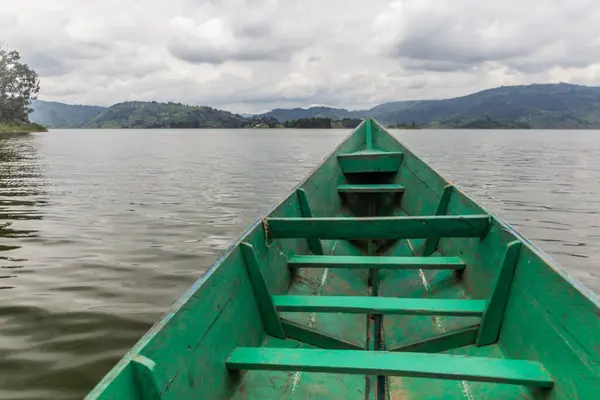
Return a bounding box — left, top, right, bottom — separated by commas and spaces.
0, 44, 40, 124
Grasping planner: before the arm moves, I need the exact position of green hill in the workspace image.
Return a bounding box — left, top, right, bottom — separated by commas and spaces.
425, 117, 530, 129
372, 83, 600, 128
34, 83, 600, 129
30, 100, 105, 128
258, 106, 369, 122
82, 101, 249, 128
259, 83, 600, 128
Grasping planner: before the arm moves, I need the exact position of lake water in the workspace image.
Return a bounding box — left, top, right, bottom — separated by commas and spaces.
0, 129, 598, 399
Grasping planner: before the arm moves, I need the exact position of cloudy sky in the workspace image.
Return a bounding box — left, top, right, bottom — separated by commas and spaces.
4, 0, 600, 113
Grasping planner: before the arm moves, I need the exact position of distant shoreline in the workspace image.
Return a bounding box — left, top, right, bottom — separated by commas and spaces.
0, 123, 47, 134
46, 126, 546, 130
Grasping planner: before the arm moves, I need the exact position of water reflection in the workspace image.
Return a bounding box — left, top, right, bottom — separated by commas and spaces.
0, 134, 45, 288
0, 133, 50, 399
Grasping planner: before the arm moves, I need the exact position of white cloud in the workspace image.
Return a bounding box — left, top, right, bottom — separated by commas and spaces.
2, 0, 600, 113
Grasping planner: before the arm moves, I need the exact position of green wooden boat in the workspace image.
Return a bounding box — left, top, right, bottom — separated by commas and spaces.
87, 119, 600, 399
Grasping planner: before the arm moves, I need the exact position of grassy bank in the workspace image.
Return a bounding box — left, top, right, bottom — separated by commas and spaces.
0, 122, 47, 133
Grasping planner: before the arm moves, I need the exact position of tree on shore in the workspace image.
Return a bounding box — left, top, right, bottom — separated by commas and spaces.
0, 43, 40, 123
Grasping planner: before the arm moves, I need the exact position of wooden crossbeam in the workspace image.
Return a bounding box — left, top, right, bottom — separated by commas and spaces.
477, 240, 522, 346
288, 255, 466, 270
226, 347, 554, 388
337, 184, 406, 193
295, 188, 324, 255
273, 296, 487, 316
423, 184, 454, 256
266, 215, 490, 240
240, 243, 285, 339
337, 150, 404, 173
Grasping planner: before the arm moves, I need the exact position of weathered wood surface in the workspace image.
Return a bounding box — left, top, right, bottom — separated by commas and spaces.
337, 149, 404, 173
337, 184, 405, 193
388, 343, 543, 399
279, 239, 369, 350
241, 243, 286, 339
390, 325, 480, 353
267, 215, 490, 239
296, 188, 324, 255
130, 355, 161, 400
273, 295, 487, 316
226, 347, 554, 388
422, 184, 454, 256
280, 319, 363, 350
365, 118, 373, 149
477, 240, 521, 346
229, 336, 367, 400
288, 255, 466, 269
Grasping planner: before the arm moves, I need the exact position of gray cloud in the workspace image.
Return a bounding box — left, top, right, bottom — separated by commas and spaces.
235, 23, 272, 39
168, 41, 299, 64
166, 14, 312, 65
381, 0, 600, 74
2, 0, 600, 112
25, 53, 73, 77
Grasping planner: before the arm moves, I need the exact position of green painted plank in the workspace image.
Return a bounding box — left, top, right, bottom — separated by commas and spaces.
390, 325, 479, 353
388, 344, 546, 399
288, 255, 466, 270
282, 240, 369, 350
240, 243, 286, 339
337, 151, 404, 173
226, 347, 554, 388
422, 184, 454, 256
273, 296, 486, 316
365, 118, 373, 149
280, 319, 363, 350
296, 188, 324, 255
130, 355, 161, 400
266, 215, 490, 240
477, 240, 522, 346
337, 184, 406, 193
229, 335, 367, 400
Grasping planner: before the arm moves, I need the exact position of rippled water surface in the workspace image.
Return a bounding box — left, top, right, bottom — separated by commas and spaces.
0, 129, 598, 399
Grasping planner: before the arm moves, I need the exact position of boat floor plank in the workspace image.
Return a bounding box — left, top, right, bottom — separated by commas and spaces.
279, 239, 368, 349
388, 344, 543, 399
230, 336, 367, 400
378, 230, 482, 350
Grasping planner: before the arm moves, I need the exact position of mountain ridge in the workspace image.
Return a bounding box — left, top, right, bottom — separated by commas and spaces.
81, 101, 250, 129
258, 83, 600, 128
29, 100, 105, 128
31, 83, 600, 129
